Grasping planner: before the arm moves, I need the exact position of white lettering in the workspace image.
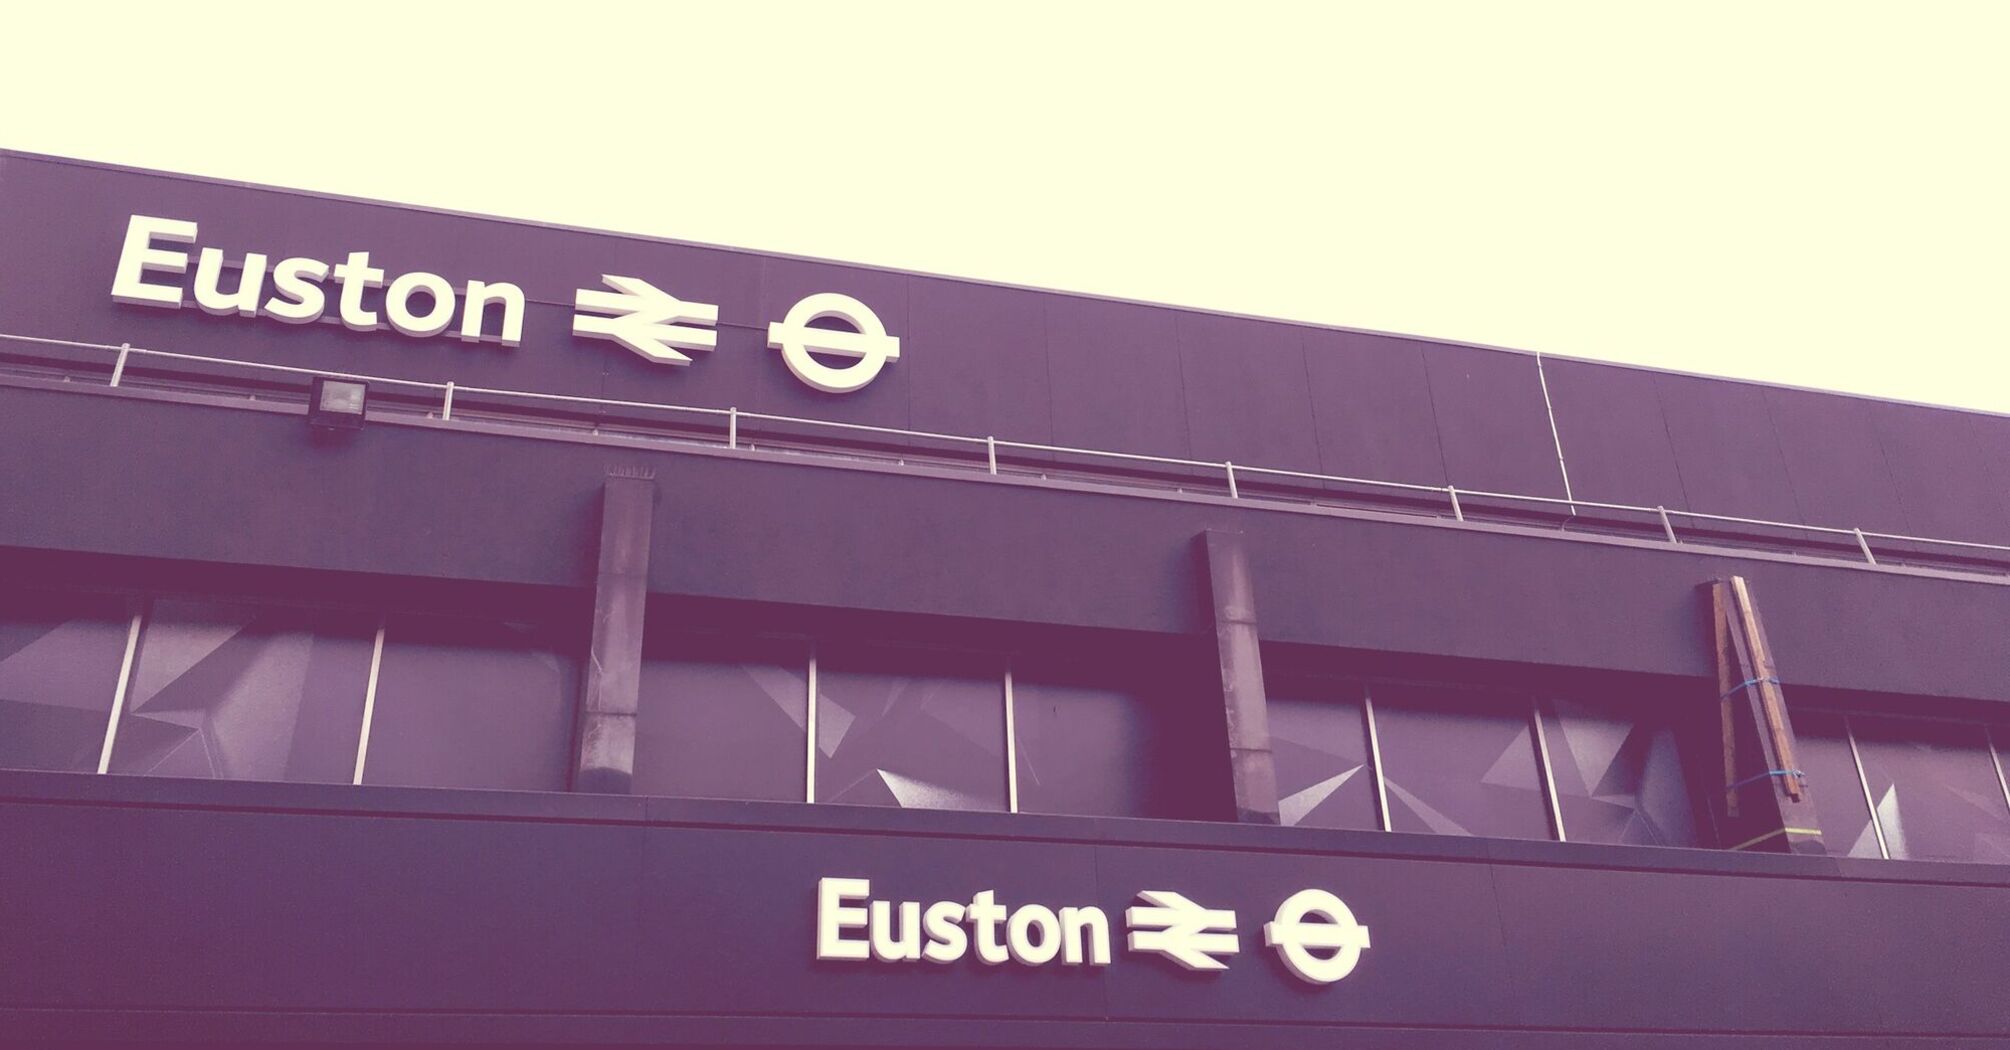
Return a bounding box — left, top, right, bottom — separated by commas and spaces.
265, 257, 330, 324
921, 900, 967, 964
815, 876, 871, 961
968, 889, 1009, 965
819, 881, 1111, 971
193, 248, 269, 317
868, 899, 921, 963
110, 214, 197, 308
459, 280, 524, 346
1060, 906, 1111, 966
1006, 903, 1061, 966
330, 251, 385, 331
386, 271, 456, 339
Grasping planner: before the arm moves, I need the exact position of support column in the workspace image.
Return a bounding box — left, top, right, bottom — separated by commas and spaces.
1703, 576, 1824, 854
1200, 530, 1280, 824
573, 468, 656, 794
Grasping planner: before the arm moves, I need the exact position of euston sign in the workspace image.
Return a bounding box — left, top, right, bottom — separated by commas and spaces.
815, 877, 1372, 986
108, 214, 901, 393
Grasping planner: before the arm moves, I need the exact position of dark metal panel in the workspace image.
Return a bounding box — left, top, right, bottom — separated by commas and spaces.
1175, 312, 1322, 474
1299, 330, 1449, 487
1653, 373, 1805, 524
1489, 863, 1899, 1034
1868, 400, 2010, 546
904, 277, 1051, 444
1543, 360, 1690, 510
1421, 348, 1565, 498
1042, 295, 1190, 458
1763, 386, 1910, 535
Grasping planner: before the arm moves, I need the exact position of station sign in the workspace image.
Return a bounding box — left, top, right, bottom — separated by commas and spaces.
107, 213, 900, 394
816, 877, 1372, 985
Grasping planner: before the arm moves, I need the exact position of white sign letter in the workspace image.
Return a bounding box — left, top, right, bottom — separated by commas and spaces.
816, 876, 872, 961
110, 214, 197, 308
386, 272, 457, 338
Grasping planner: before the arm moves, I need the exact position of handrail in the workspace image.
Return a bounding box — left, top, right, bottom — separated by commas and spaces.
6, 330, 2009, 570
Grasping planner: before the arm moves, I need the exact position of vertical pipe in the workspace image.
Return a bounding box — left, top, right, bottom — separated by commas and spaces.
1854, 528, 1878, 565
1658, 505, 1678, 544
987, 436, 997, 476
1362, 686, 1391, 832
1003, 664, 1018, 814
1225, 462, 1238, 499
1530, 697, 1567, 842
1448, 486, 1464, 522
351, 619, 387, 786
95, 604, 146, 774
441, 381, 455, 421
110, 343, 130, 388
728, 406, 738, 450
1843, 716, 1890, 860
804, 646, 819, 804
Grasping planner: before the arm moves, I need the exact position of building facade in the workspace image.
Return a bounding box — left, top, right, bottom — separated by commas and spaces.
2, 150, 2008, 1047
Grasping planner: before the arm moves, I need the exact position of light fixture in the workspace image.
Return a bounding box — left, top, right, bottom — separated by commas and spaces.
308, 376, 368, 430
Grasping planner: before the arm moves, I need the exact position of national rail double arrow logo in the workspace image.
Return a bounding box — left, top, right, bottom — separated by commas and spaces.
568, 275, 900, 394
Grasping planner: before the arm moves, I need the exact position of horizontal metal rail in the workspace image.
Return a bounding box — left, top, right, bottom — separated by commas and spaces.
6, 330, 2009, 571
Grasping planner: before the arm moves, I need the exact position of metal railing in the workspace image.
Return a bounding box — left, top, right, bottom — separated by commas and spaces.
6, 330, 2010, 577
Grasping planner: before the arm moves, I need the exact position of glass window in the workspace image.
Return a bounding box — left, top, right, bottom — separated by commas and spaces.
1012, 675, 1157, 818
0, 590, 132, 773
1373, 684, 1552, 840
1538, 697, 1698, 847
815, 645, 1006, 811
636, 632, 809, 802
1266, 681, 1379, 831
106, 599, 376, 783
1851, 716, 2010, 864
362, 615, 578, 792
1790, 710, 1881, 859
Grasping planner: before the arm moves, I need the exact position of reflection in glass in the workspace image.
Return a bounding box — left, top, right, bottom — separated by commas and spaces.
364, 615, 578, 792
107, 599, 375, 783
815, 647, 1005, 811
1792, 711, 1881, 858
636, 632, 809, 801
1013, 677, 1154, 818
1538, 698, 1698, 847
0, 590, 131, 773
1373, 685, 1551, 840
1852, 717, 2010, 864
1267, 682, 1378, 830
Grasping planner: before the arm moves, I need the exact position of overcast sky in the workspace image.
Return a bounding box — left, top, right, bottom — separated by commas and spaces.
5, 2, 2005, 413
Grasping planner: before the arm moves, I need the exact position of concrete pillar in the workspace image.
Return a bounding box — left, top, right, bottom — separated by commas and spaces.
1200, 529, 1280, 824
573, 469, 655, 793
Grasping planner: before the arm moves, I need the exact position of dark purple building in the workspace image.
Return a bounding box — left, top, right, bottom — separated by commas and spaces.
2, 150, 2008, 1048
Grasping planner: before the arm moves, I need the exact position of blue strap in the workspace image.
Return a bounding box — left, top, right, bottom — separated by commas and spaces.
1721, 675, 1779, 698
1726, 768, 1805, 792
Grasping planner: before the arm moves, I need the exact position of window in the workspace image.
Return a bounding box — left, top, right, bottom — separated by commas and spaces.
1373, 683, 1553, 840
105, 599, 375, 783
360, 614, 578, 791
815, 645, 1007, 812
1265, 680, 1378, 830
1849, 716, 2010, 863
635, 632, 809, 802
0, 589, 132, 773
1012, 672, 1161, 819
1537, 697, 1699, 847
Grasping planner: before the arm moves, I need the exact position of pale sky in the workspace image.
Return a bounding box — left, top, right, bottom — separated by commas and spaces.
5, 2, 2006, 412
